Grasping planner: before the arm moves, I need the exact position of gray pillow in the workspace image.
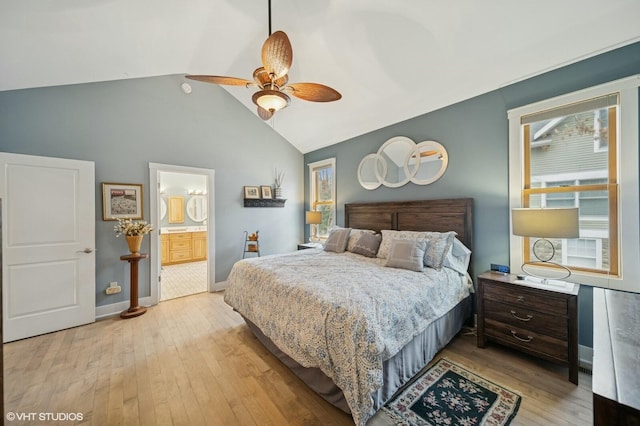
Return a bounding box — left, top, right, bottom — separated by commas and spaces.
350, 232, 382, 258
424, 231, 456, 270
323, 227, 352, 253
346, 228, 376, 252
385, 239, 428, 272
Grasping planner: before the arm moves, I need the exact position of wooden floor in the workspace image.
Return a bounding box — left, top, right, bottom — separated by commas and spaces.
4, 291, 593, 425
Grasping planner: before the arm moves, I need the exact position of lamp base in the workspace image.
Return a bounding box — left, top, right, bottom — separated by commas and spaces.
521, 261, 572, 282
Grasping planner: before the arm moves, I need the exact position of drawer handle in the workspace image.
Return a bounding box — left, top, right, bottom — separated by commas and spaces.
510, 310, 533, 322
510, 330, 533, 343
516, 295, 525, 303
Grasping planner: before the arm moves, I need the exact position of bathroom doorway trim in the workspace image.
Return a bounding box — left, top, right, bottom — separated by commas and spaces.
149, 163, 215, 306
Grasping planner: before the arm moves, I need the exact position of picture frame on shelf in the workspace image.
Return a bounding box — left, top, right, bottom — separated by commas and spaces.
244, 186, 260, 199
260, 185, 273, 199
102, 182, 144, 221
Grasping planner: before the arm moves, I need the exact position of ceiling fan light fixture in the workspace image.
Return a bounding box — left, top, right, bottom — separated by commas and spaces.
252, 89, 290, 112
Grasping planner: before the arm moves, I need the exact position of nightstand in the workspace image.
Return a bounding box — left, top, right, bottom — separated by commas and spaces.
297, 242, 323, 250
477, 271, 580, 384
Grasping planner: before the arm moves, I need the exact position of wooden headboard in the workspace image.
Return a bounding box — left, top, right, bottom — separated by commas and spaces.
344, 198, 473, 253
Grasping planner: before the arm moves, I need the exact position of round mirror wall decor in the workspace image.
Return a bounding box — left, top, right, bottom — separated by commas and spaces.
160, 198, 167, 220
186, 195, 207, 222
406, 140, 448, 185
357, 136, 448, 189
357, 153, 387, 190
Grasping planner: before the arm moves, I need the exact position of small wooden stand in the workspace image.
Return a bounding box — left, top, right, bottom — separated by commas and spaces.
120, 253, 148, 319
243, 231, 260, 259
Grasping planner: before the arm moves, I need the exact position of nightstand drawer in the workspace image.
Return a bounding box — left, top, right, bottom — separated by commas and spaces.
484, 300, 567, 340
485, 318, 568, 363
483, 281, 567, 316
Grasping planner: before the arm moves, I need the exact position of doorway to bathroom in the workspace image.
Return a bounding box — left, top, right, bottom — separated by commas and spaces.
148, 163, 215, 305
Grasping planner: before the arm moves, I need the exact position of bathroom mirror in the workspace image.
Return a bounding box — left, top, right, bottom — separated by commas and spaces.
160, 198, 167, 220
357, 136, 448, 189
357, 153, 386, 190
378, 136, 419, 188
407, 141, 448, 185
186, 195, 207, 222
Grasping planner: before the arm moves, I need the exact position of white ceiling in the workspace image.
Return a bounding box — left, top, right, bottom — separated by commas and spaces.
2, 0, 639, 154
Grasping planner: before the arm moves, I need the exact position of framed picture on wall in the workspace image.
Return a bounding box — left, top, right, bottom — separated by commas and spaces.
102, 182, 144, 220
260, 185, 273, 199
244, 186, 260, 199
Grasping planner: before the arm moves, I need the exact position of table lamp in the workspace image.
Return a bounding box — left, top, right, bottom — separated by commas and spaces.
305, 211, 322, 242
512, 207, 579, 281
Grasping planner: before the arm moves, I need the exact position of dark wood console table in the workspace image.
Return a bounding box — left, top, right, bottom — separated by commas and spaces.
120, 253, 148, 319
593, 288, 640, 425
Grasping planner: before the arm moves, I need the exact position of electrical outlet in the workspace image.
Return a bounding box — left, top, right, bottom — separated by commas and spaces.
106, 285, 121, 295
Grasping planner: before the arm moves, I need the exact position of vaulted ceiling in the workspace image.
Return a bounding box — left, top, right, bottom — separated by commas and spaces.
2, 0, 639, 153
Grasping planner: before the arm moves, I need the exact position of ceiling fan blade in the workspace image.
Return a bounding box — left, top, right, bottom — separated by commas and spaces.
257, 106, 274, 121
185, 75, 253, 86
285, 83, 342, 102
261, 31, 292, 79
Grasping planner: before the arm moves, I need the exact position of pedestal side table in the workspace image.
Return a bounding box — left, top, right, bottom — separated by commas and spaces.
120, 253, 148, 319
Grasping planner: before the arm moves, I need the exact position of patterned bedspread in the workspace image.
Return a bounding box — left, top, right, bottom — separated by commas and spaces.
223, 249, 472, 425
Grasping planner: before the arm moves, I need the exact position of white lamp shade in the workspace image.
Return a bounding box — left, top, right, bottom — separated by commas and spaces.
512, 207, 579, 238
305, 211, 322, 225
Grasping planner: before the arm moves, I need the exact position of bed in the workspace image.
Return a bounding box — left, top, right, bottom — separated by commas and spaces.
224, 198, 474, 425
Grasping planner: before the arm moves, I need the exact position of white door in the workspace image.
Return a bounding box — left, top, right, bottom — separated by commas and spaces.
1, 153, 95, 342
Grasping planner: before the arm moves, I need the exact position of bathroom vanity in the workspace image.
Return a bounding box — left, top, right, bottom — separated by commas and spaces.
161, 227, 207, 265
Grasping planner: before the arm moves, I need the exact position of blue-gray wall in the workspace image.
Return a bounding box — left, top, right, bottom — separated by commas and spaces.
304, 41, 640, 348
0, 74, 304, 307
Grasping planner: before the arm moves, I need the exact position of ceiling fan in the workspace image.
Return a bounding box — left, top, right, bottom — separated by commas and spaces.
185, 1, 341, 121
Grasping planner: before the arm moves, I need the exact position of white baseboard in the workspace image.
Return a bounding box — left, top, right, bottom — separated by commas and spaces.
95, 282, 228, 319
95, 296, 154, 319
212, 280, 227, 292
579, 344, 593, 371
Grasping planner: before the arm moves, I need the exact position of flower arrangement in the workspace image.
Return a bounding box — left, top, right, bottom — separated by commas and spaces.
113, 218, 153, 237
274, 168, 285, 189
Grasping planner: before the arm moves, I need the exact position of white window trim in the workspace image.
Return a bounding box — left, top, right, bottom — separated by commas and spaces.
508, 75, 640, 292
308, 157, 336, 238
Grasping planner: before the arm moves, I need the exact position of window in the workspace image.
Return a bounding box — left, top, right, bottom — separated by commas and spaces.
508, 75, 639, 292
308, 158, 336, 239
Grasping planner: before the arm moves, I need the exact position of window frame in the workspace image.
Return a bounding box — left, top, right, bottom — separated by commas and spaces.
508, 75, 640, 292
308, 157, 336, 240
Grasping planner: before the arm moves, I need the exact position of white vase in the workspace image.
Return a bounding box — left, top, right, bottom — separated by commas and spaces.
274, 187, 283, 199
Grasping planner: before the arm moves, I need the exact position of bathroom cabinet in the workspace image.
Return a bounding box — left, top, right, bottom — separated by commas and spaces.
161, 231, 207, 265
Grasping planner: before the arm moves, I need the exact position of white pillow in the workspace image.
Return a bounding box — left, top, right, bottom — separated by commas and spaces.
443, 238, 472, 274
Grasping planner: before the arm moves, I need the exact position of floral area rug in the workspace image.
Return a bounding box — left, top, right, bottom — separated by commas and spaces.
382, 358, 521, 425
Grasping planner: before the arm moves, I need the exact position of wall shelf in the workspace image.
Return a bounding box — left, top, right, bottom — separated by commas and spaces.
244, 198, 286, 208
